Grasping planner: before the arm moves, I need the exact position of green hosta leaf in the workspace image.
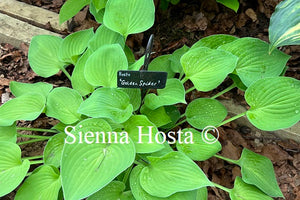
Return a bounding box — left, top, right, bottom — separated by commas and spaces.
160, 105, 181, 130
59, 0, 90, 24
44, 133, 66, 168
140, 105, 172, 127
191, 34, 238, 50
181, 47, 238, 91
219, 37, 290, 87
144, 79, 186, 110
59, 28, 94, 64
15, 165, 61, 200
0, 123, 17, 143
237, 148, 283, 197
230, 177, 273, 200
0, 94, 45, 126
84, 44, 128, 87
130, 165, 201, 200
89, 25, 125, 51
46, 87, 83, 124
169, 45, 190, 75
121, 88, 141, 111
61, 118, 135, 200
129, 55, 144, 70
92, 0, 107, 10
78, 88, 133, 123
216, 0, 239, 12
9, 81, 53, 98
123, 115, 164, 153
140, 151, 213, 197
269, 0, 300, 53
197, 187, 208, 199
186, 98, 227, 129
71, 49, 95, 96
0, 142, 30, 197
104, 0, 155, 37
176, 128, 222, 161
245, 77, 300, 131
149, 54, 175, 78
87, 181, 133, 200
90, 3, 105, 23
28, 35, 65, 78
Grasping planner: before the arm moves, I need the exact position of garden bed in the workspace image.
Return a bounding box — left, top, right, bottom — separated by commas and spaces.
0, 0, 299, 199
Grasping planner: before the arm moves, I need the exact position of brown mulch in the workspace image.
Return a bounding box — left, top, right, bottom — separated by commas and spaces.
1, 0, 300, 199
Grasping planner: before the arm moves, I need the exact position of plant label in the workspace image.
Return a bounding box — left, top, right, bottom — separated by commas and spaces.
117, 70, 167, 89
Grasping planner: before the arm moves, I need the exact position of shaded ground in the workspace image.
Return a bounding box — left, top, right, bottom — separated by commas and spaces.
1, 0, 300, 199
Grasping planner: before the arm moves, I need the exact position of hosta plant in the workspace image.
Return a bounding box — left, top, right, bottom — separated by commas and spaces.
0, 0, 300, 199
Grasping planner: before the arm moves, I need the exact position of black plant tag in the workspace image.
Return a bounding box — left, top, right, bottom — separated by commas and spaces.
117, 70, 167, 89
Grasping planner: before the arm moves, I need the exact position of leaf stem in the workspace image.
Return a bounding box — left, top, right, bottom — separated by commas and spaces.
212, 182, 232, 193
60, 66, 72, 81
22, 155, 44, 160
17, 127, 58, 133
217, 111, 247, 127
180, 113, 185, 119
186, 86, 196, 94
211, 83, 236, 99
17, 133, 52, 140
180, 77, 188, 84
29, 160, 44, 165
17, 138, 48, 146
214, 154, 239, 165
174, 118, 187, 128
122, 164, 133, 184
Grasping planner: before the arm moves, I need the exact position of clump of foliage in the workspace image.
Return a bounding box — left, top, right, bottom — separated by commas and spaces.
0, 0, 299, 199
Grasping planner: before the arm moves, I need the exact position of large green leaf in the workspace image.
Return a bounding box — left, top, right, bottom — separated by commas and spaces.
71, 49, 95, 96
176, 128, 222, 161
216, 0, 239, 12
0, 94, 46, 126
140, 105, 172, 127
140, 151, 213, 197
191, 34, 238, 50
28, 35, 65, 78
245, 77, 300, 131
160, 105, 181, 130
269, 0, 300, 53
0, 123, 17, 143
123, 115, 164, 153
236, 148, 283, 197
43, 133, 66, 168
9, 81, 53, 98
144, 79, 186, 110
46, 87, 83, 124
59, 28, 94, 64
103, 0, 155, 37
92, 0, 107, 10
88, 25, 125, 51
61, 118, 135, 200
78, 88, 133, 123
84, 44, 128, 87
59, 0, 90, 24
15, 165, 61, 200
219, 37, 290, 87
88, 181, 133, 200
181, 47, 238, 91
185, 98, 227, 129
230, 177, 273, 200
130, 165, 201, 200
148, 55, 175, 78
0, 142, 30, 197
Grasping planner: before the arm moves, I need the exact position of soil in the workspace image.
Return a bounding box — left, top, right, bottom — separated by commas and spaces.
1, 0, 300, 199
